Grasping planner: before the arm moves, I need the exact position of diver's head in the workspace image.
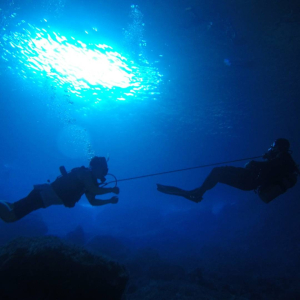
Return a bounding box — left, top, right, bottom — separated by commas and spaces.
271, 138, 290, 153
272, 138, 290, 153
89, 156, 108, 182
263, 138, 290, 159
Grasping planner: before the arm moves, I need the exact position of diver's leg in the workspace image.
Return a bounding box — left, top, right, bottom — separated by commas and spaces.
189, 166, 256, 200
0, 189, 44, 223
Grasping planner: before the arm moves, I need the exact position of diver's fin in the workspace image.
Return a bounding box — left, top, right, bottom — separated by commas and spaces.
157, 184, 189, 196
0, 201, 17, 222
0, 201, 13, 211
156, 184, 202, 203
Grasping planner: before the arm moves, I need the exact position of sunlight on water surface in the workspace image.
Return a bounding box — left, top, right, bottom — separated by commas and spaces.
1, 18, 162, 103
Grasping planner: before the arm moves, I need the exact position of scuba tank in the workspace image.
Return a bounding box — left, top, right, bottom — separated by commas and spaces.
257, 172, 298, 203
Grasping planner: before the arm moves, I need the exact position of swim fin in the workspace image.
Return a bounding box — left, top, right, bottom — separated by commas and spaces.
156, 184, 202, 203
0, 201, 17, 222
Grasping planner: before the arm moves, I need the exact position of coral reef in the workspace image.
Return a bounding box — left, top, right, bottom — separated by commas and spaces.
0, 236, 128, 300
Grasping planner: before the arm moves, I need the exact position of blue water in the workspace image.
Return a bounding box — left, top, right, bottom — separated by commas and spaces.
1, 0, 300, 298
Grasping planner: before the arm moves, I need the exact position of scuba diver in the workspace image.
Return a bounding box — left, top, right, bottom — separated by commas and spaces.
157, 138, 299, 203
0, 156, 119, 223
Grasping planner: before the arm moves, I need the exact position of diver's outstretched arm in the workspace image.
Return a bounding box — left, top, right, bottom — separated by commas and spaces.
85, 193, 118, 206
80, 169, 119, 196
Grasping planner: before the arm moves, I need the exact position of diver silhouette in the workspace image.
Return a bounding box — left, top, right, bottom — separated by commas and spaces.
157, 139, 298, 203
0, 156, 119, 222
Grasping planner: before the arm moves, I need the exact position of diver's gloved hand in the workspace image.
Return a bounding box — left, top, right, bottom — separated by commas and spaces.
112, 187, 120, 194
110, 196, 119, 204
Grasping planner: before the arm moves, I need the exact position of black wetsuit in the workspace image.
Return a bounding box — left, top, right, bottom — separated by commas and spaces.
13, 189, 45, 221
13, 167, 89, 220
194, 152, 298, 196
51, 167, 87, 207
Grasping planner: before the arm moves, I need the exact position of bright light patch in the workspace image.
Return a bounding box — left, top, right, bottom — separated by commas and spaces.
1, 20, 162, 102
27, 34, 133, 89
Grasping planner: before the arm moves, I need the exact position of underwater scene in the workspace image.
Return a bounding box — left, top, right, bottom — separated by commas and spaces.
0, 0, 300, 299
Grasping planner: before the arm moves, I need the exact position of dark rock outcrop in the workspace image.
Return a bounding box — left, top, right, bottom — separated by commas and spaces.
0, 236, 128, 300
64, 225, 86, 246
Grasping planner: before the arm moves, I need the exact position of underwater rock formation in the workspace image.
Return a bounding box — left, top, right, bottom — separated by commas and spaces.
64, 225, 86, 246
0, 236, 128, 300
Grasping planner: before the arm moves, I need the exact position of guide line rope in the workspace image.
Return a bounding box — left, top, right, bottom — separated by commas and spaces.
105, 155, 263, 185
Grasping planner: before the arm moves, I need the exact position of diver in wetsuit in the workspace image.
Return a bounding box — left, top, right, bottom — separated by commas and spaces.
157, 139, 298, 203
0, 156, 119, 222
